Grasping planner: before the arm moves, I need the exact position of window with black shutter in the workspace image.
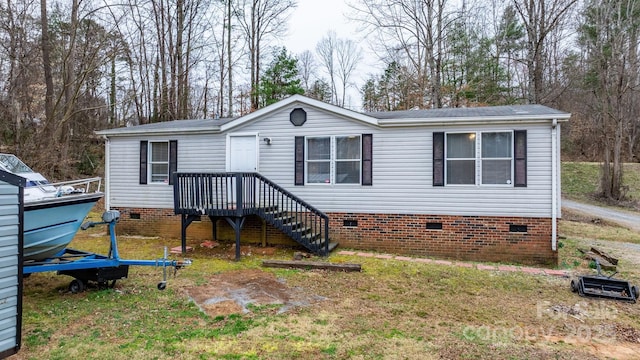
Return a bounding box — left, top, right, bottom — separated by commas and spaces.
295, 134, 371, 185
140, 140, 177, 185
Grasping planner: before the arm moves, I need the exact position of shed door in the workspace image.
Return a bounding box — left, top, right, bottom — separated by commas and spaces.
229, 135, 257, 172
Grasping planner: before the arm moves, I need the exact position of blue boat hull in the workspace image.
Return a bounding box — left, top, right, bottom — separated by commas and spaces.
23, 193, 103, 261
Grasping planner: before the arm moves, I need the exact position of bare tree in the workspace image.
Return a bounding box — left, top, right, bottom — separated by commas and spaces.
315, 31, 338, 104
511, 0, 578, 104
336, 38, 362, 107
40, 0, 53, 124
577, 0, 640, 200
297, 50, 316, 92
350, 0, 453, 108
234, 0, 297, 111
1, 0, 41, 155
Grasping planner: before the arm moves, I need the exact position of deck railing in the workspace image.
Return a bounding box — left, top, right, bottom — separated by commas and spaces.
173, 172, 330, 255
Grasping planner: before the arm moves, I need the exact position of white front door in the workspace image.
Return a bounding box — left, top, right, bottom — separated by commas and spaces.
228, 135, 258, 205
229, 135, 257, 172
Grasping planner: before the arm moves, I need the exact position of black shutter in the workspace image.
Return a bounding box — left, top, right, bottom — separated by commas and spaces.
294, 136, 304, 185
362, 134, 373, 186
169, 140, 178, 185
514, 130, 527, 187
139, 141, 148, 184
433, 132, 444, 186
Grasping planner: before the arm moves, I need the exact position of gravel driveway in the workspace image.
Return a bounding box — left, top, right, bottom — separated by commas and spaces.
562, 198, 640, 232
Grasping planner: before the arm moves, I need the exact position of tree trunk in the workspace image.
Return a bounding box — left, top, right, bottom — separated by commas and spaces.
40, 0, 54, 124
227, 0, 233, 117
110, 55, 116, 125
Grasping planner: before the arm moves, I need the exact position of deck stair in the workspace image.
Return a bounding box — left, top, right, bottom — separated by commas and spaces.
173, 172, 337, 259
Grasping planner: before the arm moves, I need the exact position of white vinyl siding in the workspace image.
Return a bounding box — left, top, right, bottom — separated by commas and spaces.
234, 105, 557, 217
105, 104, 559, 218
107, 135, 226, 208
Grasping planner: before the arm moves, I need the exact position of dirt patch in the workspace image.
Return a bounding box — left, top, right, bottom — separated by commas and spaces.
542, 335, 640, 359
184, 269, 325, 317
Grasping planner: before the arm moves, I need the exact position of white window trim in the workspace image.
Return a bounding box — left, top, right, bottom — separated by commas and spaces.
305, 136, 332, 185
480, 131, 514, 186
305, 135, 362, 185
148, 141, 170, 184
445, 130, 514, 187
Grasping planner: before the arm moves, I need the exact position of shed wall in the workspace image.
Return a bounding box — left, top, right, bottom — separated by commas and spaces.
0, 181, 21, 357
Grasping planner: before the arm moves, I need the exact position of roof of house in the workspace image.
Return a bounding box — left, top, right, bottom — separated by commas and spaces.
96, 95, 570, 137
366, 104, 568, 120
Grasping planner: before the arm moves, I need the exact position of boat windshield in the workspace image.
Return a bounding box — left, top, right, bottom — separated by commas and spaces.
0, 154, 35, 174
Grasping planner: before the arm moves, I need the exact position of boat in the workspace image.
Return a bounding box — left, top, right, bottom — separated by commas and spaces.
0, 154, 104, 261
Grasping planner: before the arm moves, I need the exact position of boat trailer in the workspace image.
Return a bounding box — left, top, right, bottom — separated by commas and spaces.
570, 259, 638, 303
23, 210, 191, 293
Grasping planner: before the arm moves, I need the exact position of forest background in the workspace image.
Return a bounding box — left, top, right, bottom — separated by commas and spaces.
0, 0, 637, 202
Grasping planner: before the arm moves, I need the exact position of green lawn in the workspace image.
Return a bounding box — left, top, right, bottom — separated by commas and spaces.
562, 161, 640, 203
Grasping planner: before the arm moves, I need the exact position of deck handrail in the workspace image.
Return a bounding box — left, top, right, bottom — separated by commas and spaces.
173, 172, 330, 255
252, 172, 326, 218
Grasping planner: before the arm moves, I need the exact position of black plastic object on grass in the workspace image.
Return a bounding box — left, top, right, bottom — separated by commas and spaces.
571, 259, 638, 303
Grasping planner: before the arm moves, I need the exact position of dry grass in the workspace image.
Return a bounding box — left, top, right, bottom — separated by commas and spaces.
14, 220, 640, 360
15, 162, 640, 359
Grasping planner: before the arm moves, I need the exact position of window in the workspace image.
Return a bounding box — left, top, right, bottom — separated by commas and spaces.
481, 132, 512, 184
150, 142, 169, 183
306, 137, 331, 183
296, 134, 372, 185
140, 140, 177, 185
440, 131, 517, 186
446, 133, 476, 185
335, 136, 361, 184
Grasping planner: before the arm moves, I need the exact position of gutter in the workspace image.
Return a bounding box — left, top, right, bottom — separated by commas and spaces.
95, 128, 222, 137
103, 136, 110, 210
551, 119, 558, 251
376, 114, 571, 127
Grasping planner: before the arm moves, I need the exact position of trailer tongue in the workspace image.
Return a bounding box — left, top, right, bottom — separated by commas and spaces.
23, 210, 191, 293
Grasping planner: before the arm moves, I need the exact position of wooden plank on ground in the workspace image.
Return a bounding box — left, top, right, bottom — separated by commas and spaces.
591, 247, 619, 265
582, 252, 617, 271
262, 259, 361, 272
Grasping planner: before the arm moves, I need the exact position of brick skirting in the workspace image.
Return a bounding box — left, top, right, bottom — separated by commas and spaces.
328, 212, 557, 266
111, 207, 557, 266
111, 207, 299, 247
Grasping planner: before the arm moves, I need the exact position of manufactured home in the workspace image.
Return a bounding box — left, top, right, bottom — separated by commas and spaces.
96, 95, 570, 265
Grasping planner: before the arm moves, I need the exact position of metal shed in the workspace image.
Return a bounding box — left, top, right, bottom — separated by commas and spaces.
0, 170, 23, 358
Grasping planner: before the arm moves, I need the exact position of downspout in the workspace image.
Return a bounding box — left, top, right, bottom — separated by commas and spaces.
103, 136, 110, 210
551, 119, 558, 251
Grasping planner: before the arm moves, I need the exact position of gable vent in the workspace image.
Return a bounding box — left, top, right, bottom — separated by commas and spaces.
290, 108, 307, 126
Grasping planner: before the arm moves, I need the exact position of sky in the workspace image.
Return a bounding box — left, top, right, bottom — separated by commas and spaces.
281, 0, 379, 110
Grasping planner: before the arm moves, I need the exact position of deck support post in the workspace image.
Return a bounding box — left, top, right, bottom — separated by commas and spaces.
208, 216, 218, 241
261, 218, 267, 247
225, 217, 246, 261
180, 214, 200, 254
